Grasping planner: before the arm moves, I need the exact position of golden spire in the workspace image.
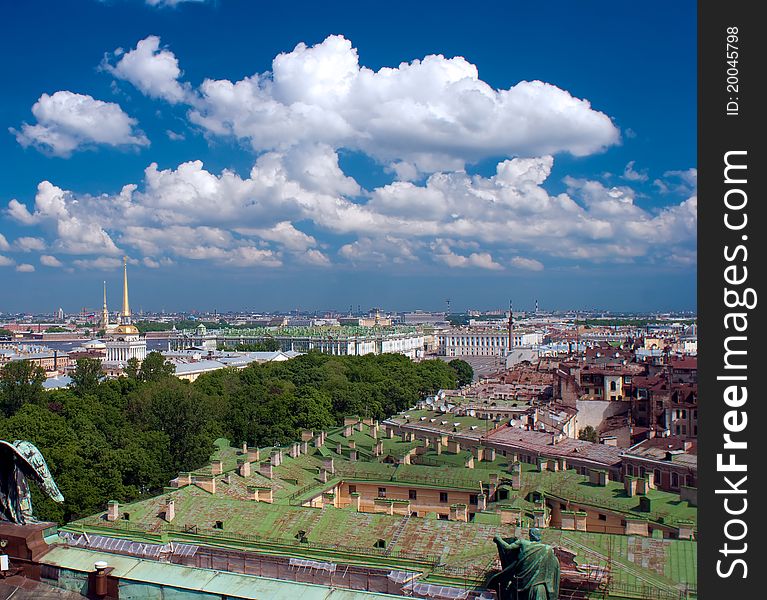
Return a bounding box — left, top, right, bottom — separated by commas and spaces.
122, 256, 130, 321
102, 280, 109, 328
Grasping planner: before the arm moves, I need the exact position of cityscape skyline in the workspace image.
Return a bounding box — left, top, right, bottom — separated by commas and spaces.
1, 1, 696, 312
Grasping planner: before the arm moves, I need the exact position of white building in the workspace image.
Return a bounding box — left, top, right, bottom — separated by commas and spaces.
437, 329, 543, 357
105, 258, 147, 364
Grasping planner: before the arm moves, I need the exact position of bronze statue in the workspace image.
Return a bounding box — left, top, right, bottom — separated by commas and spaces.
0, 440, 64, 524
488, 529, 560, 600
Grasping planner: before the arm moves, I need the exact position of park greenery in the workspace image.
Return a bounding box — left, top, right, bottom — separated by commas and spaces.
0, 351, 460, 524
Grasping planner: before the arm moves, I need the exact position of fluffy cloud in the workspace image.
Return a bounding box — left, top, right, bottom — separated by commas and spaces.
339, 236, 420, 266
434, 248, 504, 270
622, 160, 649, 182
0, 233, 9, 251
103, 35, 190, 103
11, 91, 149, 156
40, 255, 63, 267
15, 237, 46, 252
654, 168, 697, 196
7, 150, 696, 271
16, 263, 35, 273
113, 34, 618, 175
6, 181, 121, 255
0, 255, 13, 267
72, 257, 125, 270
510, 256, 544, 271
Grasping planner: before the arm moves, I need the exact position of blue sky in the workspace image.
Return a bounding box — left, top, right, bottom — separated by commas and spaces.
0, 0, 697, 314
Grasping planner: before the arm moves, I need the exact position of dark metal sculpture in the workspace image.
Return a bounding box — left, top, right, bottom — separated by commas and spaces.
488, 529, 560, 600
0, 440, 64, 524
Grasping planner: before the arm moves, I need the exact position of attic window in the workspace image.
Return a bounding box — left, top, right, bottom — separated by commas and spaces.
122, 512, 130, 521
214, 520, 224, 529
374, 538, 386, 549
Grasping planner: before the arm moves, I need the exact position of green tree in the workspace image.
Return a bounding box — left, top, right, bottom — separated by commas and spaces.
125, 357, 140, 380
0, 360, 46, 416
138, 351, 176, 382
448, 359, 474, 387
129, 378, 216, 473
0, 327, 15, 338
70, 357, 103, 397
578, 425, 599, 443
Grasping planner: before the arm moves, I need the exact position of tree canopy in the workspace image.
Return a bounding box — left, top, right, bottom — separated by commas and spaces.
0, 352, 455, 523
448, 359, 474, 387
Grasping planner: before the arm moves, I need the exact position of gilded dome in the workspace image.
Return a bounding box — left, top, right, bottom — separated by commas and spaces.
113, 324, 139, 335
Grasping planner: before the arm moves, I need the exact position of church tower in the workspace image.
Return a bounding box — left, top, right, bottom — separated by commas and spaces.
106, 257, 147, 364
101, 281, 110, 332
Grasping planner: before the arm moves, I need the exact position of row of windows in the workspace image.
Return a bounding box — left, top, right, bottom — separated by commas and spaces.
675, 424, 697, 435
365, 486, 478, 505
625, 465, 695, 488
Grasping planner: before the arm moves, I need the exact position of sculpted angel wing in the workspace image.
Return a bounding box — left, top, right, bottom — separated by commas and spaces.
1, 440, 64, 503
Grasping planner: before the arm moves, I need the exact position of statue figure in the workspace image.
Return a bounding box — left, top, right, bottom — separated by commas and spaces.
488, 528, 560, 600
0, 440, 64, 524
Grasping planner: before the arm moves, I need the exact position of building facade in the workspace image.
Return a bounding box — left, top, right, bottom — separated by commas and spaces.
438, 329, 543, 357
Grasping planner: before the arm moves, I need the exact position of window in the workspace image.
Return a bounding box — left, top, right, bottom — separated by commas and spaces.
214, 520, 224, 529
469, 494, 478, 505
671, 473, 679, 489
409, 489, 417, 500
440, 492, 449, 503
653, 469, 661, 483
438, 514, 449, 520
598, 514, 607, 521
682, 410, 687, 419
378, 487, 386, 498
626, 464, 634, 476
610, 381, 617, 391
348, 485, 356, 494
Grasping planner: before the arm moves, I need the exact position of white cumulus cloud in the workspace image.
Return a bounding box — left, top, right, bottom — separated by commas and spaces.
103, 35, 191, 104
15, 237, 46, 252
112, 34, 619, 175
40, 255, 63, 267
16, 263, 35, 273
11, 91, 149, 157
510, 256, 544, 271
7, 150, 696, 272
